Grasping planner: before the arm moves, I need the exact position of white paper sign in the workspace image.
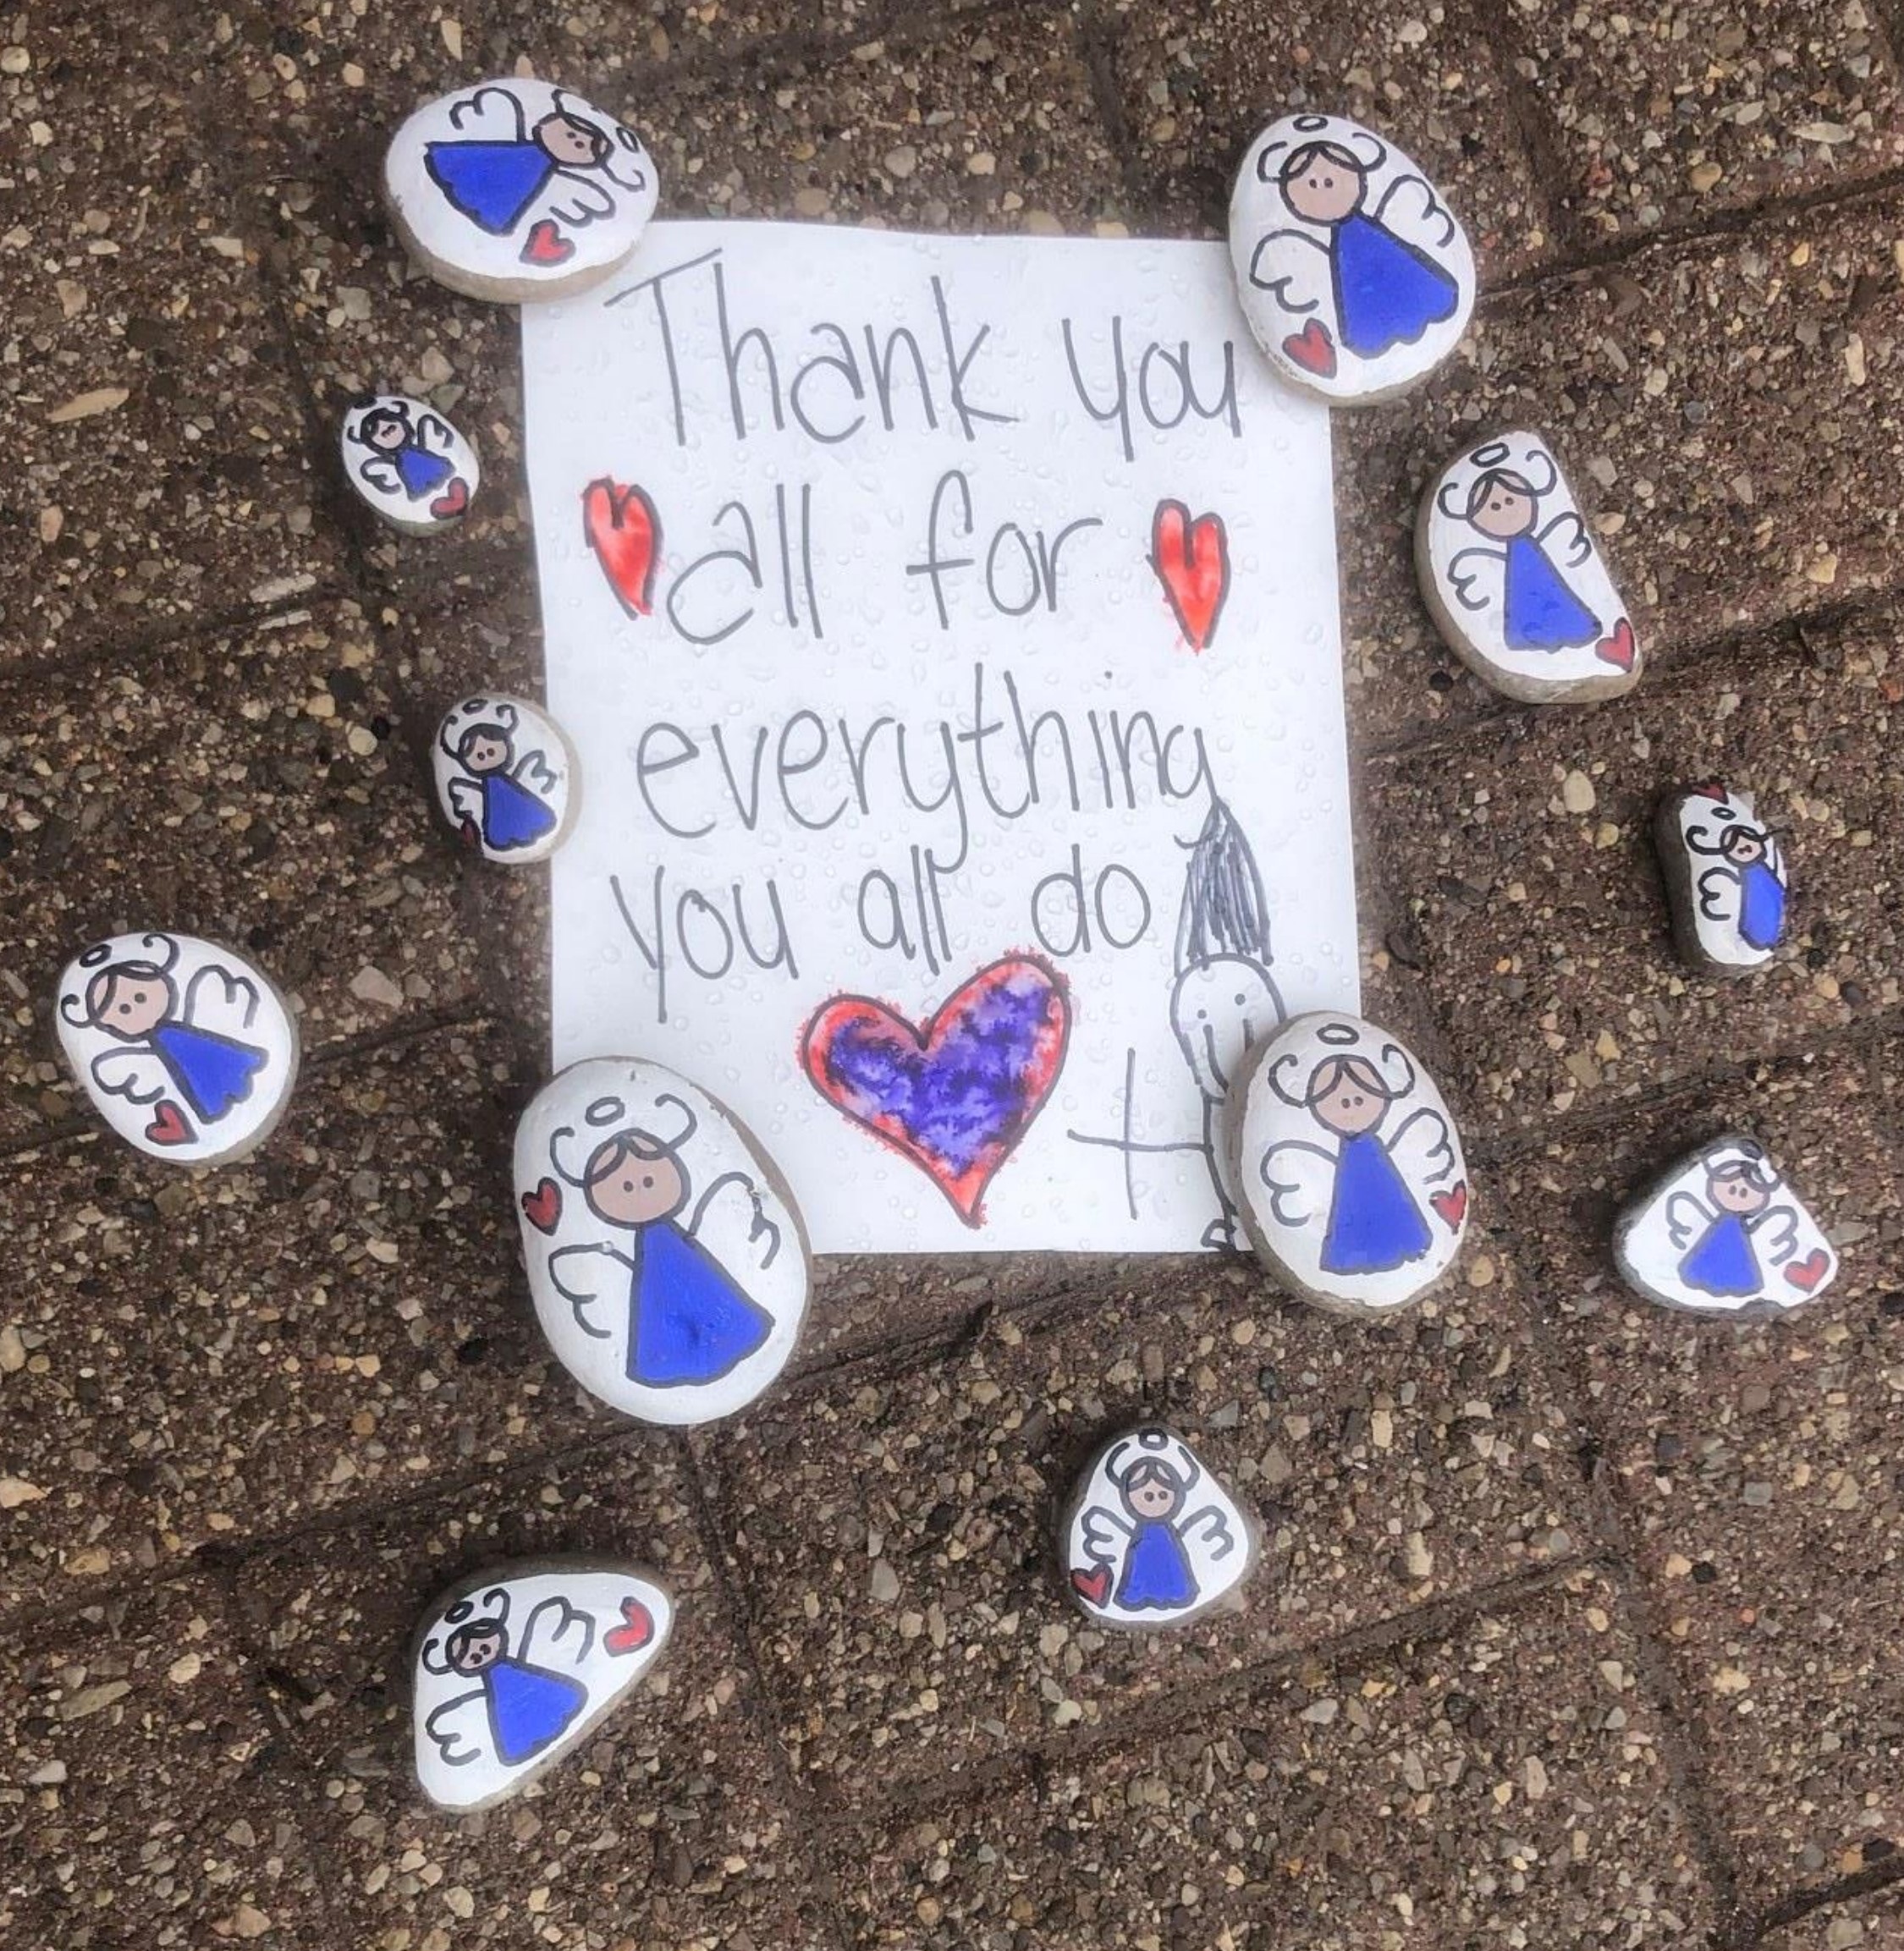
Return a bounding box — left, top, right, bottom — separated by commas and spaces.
523, 221, 1356, 1254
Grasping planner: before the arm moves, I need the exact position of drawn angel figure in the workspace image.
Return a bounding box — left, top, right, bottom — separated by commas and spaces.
1246, 121, 1461, 362
1665, 1151, 1801, 1300
59, 933, 267, 1142
439, 702, 562, 855
347, 398, 463, 506
547, 1090, 782, 1391
423, 84, 651, 252
1170, 796, 1286, 1249
1077, 1430, 1236, 1615
1687, 801, 1787, 955
420, 1584, 593, 1772
1256, 1025, 1456, 1278
1442, 442, 1601, 655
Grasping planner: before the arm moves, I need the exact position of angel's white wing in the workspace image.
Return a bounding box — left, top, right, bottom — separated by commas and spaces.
413, 412, 454, 458
1388, 1107, 1456, 1189
1445, 545, 1506, 616
1372, 173, 1457, 250
445, 85, 528, 143
1695, 865, 1742, 926
520, 1595, 594, 1667
1536, 511, 1593, 570
1257, 1139, 1336, 1230
510, 746, 560, 795
548, 1244, 632, 1339
184, 963, 261, 1037
602, 125, 653, 195
1245, 229, 1331, 316
1178, 1503, 1237, 1560
1748, 1204, 1800, 1266
543, 171, 619, 231
1664, 1190, 1712, 1250
691, 1172, 781, 1272
422, 1688, 489, 1767
443, 774, 482, 822
1079, 1504, 1133, 1566
90, 1046, 171, 1106
356, 453, 403, 496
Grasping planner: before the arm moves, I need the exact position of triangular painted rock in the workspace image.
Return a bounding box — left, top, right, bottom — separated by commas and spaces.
515, 1058, 811, 1425
1229, 1012, 1470, 1314
432, 693, 578, 865
1615, 1133, 1837, 1317
54, 930, 300, 1165
340, 394, 480, 535
1060, 1426, 1257, 1630
411, 1561, 673, 1811
1654, 785, 1789, 976
1417, 431, 1642, 703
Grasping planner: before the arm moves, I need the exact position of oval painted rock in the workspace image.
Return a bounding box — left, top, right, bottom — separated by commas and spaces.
432, 693, 578, 865
1228, 1012, 1469, 1313
339, 394, 480, 534
1060, 1425, 1257, 1631
1417, 431, 1642, 703
412, 1559, 674, 1811
1229, 112, 1476, 405
54, 931, 300, 1165
514, 1058, 811, 1424
383, 78, 659, 304
1654, 784, 1788, 977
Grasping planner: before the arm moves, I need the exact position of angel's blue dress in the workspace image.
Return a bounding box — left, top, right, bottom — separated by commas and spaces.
1334, 212, 1460, 358
151, 1022, 267, 1123
1114, 1520, 1197, 1611
480, 772, 558, 851
1680, 1213, 1759, 1298
1502, 535, 1599, 651
426, 140, 555, 234
485, 1657, 587, 1765
1322, 1131, 1432, 1275
1736, 860, 1786, 951
393, 442, 454, 499
626, 1221, 771, 1388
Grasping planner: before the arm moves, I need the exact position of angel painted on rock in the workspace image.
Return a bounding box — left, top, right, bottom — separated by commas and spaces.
341, 395, 477, 530
432, 695, 575, 864
1687, 800, 1787, 956
1442, 446, 1602, 656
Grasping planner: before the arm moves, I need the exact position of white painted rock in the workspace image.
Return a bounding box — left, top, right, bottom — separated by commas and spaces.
383, 78, 659, 305
1229, 1012, 1469, 1313
1654, 785, 1788, 976
1417, 431, 1642, 703
340, 394, 480, 534
54, 931, 299, 1165
1615, 1133, 1837, 1317
515, 1058, 810, 1425
432, 694, 578, 865
1061, 1425, 1256, 1630
412, 1560, 673, 1811
1229, 112, 1476, 404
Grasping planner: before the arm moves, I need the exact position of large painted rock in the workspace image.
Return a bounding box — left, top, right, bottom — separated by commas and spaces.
1615, 1133, 1837, 1317
54, 930, 299, 1165
432, 693, 578, 865
411, 1560, 673, 1811
1654, 785, 1789, 976
515, 1058, 810, 1424
1061, 1425, 1257, 1630
384, 78, 659, 304
1417, 431, 1642, 703
340, 393, 480, 534
1229, 112, 1476, 404
1229, 1012, 1469, 1314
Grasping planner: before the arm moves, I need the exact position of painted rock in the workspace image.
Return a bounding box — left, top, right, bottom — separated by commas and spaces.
383, 78, 659, 305
339, 394, 480, 534
1229, 112, 1476, 405
1061, 1425, 1256, 1629
1615, 1133, 1837, 1317
54, 930, 299, 1165
1229, 1012, 1469, 1314
412, 1559, 673, 1811
432, 693, 578, 865
1417, 431, 1642, 703
1654, 785, 1788, 976
515, 1058, 810, 1425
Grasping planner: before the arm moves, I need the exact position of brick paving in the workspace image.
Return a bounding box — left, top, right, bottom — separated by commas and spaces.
3, 1, 1903, 1946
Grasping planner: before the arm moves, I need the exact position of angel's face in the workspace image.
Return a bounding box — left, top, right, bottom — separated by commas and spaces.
94, 971, 173, 1041
1283, 155, 1363, 226
1170, 958, 1278, 1100
1311, 1071, 1387, 1139
586, 1140, 688, 1228
1469, 481, 1538, 541
537, 111, 608, 168
1123, 1473, 1183, 1520
459, 732, 510, 775
447, 1624, 506, 1674
1723, 830, 1767, 867
1710, 1170, 1770, 1216
365, 415, 408, 452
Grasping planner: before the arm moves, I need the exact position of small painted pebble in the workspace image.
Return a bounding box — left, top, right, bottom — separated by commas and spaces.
339, 394, 479, 534
383, 77, 659, 304
1061, 1425, 1256, 1629
54, 930, 299, 1165
1229, 1012, 1469, 1314
433, 694, 577, 863
1654, 785, 1788, 976
1229, 111, 1476, 404
1615, 1133, 1837, 1317
412, 1559, 673, 1811
515, 1058, 810, 1425
1417, 431, 1642, 702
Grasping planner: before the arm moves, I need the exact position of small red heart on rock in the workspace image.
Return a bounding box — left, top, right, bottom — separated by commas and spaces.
1282, 318, 1337, 379
520, 217, 573, 267
145, 1101, 192, 1146
604, 1597, 654, 1655
520, 1178, 561, 1234
1595, 618, 1637, 672
1070, 1565, 1112, 1608
1431, 1182, 1469, 1230
1784, 1249, 1830, 1293
428, 476, 470, 520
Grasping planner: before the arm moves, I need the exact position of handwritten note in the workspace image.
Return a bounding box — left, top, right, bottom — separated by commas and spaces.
523, 222, 1357, 1254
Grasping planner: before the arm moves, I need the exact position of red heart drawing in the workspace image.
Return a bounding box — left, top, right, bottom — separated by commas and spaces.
1595, 618, 1637, 672
428, 476, 470, 521
520, 217, 573, 267
1431, 1183, 1469, 1230
1149, 500, 1231, 652
1784, 1249, 1830, 1293
801, 957, 1070, 1227
1070, 1565, 1112, 1607
1283, 319, 1337, 379
604, 1597, 655, 1656
145, 1101, 193, 1147
520, 1178, 561, 1234
582, 477, 663, 619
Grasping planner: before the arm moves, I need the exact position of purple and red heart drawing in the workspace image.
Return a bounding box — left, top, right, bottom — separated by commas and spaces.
800, 956, 1071, 1227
